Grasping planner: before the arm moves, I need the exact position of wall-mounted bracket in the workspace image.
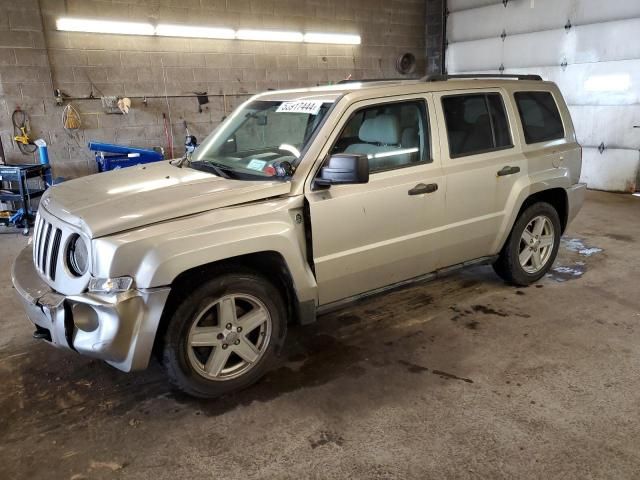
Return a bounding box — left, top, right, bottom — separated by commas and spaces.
499, 64, 505, 73
500, 29, 507, 41
561, 58, 568, 69
598, 142, 606, 154
564, 20, 572, 31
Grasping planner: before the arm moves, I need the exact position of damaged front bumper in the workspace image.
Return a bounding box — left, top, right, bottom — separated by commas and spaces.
11, 245, 170, 372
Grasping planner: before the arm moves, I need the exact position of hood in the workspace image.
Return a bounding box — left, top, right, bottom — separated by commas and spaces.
43, 161, 292, 238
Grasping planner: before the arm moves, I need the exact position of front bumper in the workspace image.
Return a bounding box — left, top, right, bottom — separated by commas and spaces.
566, 182, 587, 227
11, 245, 170, 372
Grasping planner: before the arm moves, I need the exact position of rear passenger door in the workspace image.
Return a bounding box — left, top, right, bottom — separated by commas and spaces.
433, 89, 526, 268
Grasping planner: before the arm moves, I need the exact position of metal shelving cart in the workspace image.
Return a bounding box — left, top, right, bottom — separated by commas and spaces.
0, 164, 49, 235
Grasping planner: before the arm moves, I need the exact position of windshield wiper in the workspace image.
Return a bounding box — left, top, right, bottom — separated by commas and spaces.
189, 160, 232, 179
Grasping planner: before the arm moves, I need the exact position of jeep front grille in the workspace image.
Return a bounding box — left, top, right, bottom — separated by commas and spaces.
33, 213, 63, 281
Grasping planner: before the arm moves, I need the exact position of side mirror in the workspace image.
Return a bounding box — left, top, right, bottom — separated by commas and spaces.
315, 153, 369, 187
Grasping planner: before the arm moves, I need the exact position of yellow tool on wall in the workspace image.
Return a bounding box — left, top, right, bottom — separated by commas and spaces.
12, 109, 36, 154
13, 126, 31, 145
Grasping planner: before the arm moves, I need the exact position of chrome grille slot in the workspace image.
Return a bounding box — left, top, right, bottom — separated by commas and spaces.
33, 215, 44, 266
41, 223, 52, 274
32, 215, 39, 265
37, 218, 48, 271
49, 228, 62, 281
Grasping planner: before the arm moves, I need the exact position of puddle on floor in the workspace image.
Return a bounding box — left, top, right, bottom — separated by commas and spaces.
547, 262, 586, 282
547, 237, 603, 283
562, 238, 603, 257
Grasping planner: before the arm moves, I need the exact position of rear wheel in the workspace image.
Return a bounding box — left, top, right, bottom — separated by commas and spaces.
493, 202, 561, 286
162, 270, 287, 398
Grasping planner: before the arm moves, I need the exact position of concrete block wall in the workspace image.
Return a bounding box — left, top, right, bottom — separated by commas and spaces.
0, 0, 426, 178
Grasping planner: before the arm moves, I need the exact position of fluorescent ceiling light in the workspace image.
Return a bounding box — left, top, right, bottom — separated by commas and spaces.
56, 17, 360, 44
236, 29, 304, 42
56, 18, 154, 35
304, 33, 361, 45
156, 24, 235, 39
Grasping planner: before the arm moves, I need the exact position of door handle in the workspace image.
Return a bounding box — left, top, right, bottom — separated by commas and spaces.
497, 166, 521, 177
408, 183, 438, 195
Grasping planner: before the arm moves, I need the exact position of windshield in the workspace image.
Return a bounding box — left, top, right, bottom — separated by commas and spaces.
190, 99, 332, 180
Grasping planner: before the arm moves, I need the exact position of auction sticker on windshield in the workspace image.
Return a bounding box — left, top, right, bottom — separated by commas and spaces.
276, 100, 324, 115
247, 159, 267, 171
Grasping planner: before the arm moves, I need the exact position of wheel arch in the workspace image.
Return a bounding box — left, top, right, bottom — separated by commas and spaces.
516, 187, 569, 234
152, 251, 308, 358
494, 183, 569, 255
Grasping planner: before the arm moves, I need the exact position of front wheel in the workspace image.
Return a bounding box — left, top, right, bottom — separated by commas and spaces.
162, 270, 287, 398
493, 202, 561, 286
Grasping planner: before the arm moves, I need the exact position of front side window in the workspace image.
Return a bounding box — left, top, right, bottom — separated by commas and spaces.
514, 91, 565, 144
192, 99, 332, 180
442, 93, 513, 158
331, 100, 430, 173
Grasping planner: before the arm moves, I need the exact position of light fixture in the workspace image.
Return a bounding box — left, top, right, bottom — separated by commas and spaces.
156, 24, 235, 39
56, 17, 360, 45
236, 29, 304, 42
56, 18, 154, 35
304, 33, 361, 45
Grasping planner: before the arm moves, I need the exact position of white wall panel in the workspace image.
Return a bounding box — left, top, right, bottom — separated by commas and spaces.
580, 148, 639, 192
571, 19, 640, 64
484, 61, 640, 106
446, 0, 640, 191
449, 0, 568, 42
449, 0, 640, 42
569, 106, 640, 150
572, 0, 640, 26
502, 29, 569, 68
448, 0, 502, 14
447, 38, 503, 72
448, 3, 507, 42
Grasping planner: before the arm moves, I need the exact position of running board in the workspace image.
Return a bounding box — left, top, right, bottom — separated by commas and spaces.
316, 255, 498, 316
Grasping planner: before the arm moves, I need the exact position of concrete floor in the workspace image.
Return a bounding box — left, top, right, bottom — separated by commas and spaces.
0, 190, 639, 479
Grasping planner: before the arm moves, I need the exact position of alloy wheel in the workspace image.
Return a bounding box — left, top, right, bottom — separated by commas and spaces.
519, 215, 555, 274
186, 294, 272, 381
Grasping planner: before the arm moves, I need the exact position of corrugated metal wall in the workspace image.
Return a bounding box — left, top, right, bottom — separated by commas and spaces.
446, 0, 640, 192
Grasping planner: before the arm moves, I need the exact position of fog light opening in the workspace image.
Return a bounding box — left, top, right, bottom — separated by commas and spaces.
71, 303, 100, 332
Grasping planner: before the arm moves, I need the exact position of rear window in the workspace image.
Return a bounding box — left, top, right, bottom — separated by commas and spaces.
442, 93, 512, 158
514, 91, 565, 144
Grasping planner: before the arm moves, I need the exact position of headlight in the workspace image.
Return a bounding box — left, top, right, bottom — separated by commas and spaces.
66, 234, 89, 276
88, 276, 133, 294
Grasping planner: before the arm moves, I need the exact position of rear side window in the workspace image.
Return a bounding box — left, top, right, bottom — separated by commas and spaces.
442, 93, 512, 158
514, 91, 565, 144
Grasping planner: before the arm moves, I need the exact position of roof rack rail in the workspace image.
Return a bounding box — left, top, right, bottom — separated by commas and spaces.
337, 78, 411, 84
422, 73, 543, 81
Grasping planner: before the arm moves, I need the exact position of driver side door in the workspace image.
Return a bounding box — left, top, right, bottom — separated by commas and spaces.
305, 95, 446, 306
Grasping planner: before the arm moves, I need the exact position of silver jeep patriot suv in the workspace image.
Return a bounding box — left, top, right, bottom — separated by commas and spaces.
12, 74, 586, 398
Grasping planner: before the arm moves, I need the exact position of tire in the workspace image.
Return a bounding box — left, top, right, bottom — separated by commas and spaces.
162, 269, 287, 398
493, 201, 561, 286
